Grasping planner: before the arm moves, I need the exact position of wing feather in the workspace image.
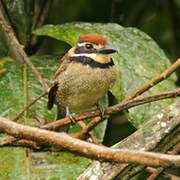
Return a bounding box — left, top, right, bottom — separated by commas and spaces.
47, 48, 74, 109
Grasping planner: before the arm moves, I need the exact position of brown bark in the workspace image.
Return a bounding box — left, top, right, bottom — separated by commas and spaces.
0, 116, 179, 169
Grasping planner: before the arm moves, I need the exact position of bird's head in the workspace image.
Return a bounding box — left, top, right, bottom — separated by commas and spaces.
68, 34, 117, 67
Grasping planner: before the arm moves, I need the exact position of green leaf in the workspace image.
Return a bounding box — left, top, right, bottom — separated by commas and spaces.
34, 22, 178, 128
0, 147, 91, 180
0, 147, 30, 180
30, 151, 91, 180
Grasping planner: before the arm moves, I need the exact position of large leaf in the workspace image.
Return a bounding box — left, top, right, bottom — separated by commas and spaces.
34, 22, 178, 128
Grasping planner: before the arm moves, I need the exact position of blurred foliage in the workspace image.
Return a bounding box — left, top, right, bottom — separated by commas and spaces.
111, 0, 180, 60
1, 0, 39, 46
47, 0, 112, 24
0, 32, 8, 57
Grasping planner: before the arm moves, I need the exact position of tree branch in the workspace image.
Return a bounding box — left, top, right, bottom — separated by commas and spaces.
0, 1, 23, 63
0, 116, 180, 168
0, 3, 49, 91
41, 88, 180, 130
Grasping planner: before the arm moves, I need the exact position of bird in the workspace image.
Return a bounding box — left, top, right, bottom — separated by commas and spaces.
47, 34, 117, 132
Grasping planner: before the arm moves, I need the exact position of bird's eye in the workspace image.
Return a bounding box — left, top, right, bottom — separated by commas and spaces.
85, 44, 93, 50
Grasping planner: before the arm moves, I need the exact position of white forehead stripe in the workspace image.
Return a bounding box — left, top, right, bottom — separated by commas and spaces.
72, 53, 92, 57
77, 42, 86, 47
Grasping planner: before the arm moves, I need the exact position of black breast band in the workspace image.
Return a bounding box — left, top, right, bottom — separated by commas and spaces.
70, 56, 114, 68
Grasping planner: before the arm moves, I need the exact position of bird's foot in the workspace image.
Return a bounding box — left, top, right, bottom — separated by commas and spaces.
96, 103, 105, 119
66, 106, 76, 124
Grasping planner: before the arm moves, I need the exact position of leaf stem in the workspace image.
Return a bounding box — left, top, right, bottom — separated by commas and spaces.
12, 91, 47, 122
23, 63, 28, 123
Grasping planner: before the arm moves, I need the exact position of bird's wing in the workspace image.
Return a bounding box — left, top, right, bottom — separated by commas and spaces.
47, 53, 71, 110
53, 53, 71, 82
47, 83, 58, 109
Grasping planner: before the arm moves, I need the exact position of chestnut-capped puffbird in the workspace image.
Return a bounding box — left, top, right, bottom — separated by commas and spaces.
47, 34, 117, 132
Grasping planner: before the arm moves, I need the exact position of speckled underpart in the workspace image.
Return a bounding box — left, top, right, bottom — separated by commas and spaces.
55, 61, 117, 116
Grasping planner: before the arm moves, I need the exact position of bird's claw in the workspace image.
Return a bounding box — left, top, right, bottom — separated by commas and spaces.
68, 113, 76, 124
66, 106, 76, 124
96, 103, 105, 119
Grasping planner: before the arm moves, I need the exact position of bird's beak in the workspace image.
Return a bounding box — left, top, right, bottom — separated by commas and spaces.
98, 44, 117, 54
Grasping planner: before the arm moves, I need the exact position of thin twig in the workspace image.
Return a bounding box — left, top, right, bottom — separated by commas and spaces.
163, 173, 180, 180
0, 116, 180, 168
12, 91, 47, 121
11, 139, 40, 149
124, 58, 180, 101
71, 116, 102, 139
41, 88, 180, 131
146, 167, 180, 180
0, 16, 49, 91
146, 142, 180, 180
88, 131, 101, 144
169, 142, 180, 154
0, 136, 17, 146
71, 116, 108, 139
0, 136, 40, 149
146, 168, 164, 180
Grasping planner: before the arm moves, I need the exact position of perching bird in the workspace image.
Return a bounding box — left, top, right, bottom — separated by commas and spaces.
47, 34, 117, 132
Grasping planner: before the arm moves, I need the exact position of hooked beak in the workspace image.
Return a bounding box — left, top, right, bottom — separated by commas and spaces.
98, 44, 117, 54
